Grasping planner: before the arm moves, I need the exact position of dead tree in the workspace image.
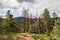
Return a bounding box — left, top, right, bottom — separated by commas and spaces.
22, 8, 29, 32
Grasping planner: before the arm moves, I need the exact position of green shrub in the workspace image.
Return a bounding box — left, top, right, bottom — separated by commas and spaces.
32, 34, 46, 40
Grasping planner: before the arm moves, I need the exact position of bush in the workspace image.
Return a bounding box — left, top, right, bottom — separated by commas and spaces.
32, 34, 46, 40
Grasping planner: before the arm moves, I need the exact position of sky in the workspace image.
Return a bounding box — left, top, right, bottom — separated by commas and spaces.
0, 0, 60, 17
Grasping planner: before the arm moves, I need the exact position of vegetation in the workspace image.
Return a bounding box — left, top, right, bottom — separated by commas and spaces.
0, 8, 60, 40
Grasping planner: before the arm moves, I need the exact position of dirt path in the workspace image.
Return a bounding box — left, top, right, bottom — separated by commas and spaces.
24, 34, 34, 40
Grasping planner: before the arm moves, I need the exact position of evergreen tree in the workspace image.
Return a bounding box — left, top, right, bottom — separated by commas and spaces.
2, 10, 20, 34
42, 8, 51, 35
38, 17, 45, 34
0, 16, 4, 34
52, 19, 60, 40
52, 12, 57, 18
52, 12, 58, 26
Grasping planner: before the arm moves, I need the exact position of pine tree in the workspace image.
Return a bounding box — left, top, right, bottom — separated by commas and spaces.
3, 10, 20, 34
52, 19, 60, 40
52, 12, 58, 26
42, 8, 51, 35
0, 16, 3, 27
38, 17, 45, 34
52, 12, 57, 18
0, 16, 4, 34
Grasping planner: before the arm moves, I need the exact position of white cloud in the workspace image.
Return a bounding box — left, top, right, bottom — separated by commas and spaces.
0, 0, 60, 17
31, 0, 60, 17
1, 0, 20, 9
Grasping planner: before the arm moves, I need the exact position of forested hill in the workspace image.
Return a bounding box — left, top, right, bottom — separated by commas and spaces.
14, 17, 60, 22
15, 17, 38, 22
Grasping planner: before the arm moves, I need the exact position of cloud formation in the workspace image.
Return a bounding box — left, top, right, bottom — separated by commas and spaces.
0, 0, 60, 17
17, 0, 34, 3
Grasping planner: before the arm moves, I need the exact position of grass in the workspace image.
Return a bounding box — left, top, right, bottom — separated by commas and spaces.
31, 34, 49, 40
0, 33, 26, 40
0, 33, 58, 40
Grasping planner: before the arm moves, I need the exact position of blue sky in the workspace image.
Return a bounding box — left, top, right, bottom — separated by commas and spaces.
0, 0, 60, 17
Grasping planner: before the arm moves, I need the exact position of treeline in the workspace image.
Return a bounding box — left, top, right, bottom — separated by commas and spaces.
0, 8, 60, 36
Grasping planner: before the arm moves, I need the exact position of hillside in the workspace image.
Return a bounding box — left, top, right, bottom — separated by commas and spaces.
15, 17, 38, 22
